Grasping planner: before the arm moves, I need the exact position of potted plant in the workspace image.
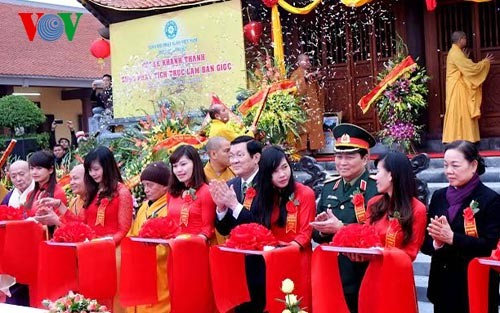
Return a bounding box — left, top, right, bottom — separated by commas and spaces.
0, 95, 48, 158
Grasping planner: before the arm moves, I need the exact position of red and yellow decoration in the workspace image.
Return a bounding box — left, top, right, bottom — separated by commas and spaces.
243, 186, 256, 210
385, 212, 402, 248
95, 197, 109, 227
341, 0, 372, 7
261, 0, 322, 75
285, 193, 299, 233
357, 56, 417, 114
464, 200, 479, 238
239, 80, 297, 116
180, 188, 196, 227
153, 134, 207, 153
352, 189, 367, 224
0, 139, 16, 169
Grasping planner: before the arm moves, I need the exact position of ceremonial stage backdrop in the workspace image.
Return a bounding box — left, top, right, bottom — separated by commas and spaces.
110, 0, 247, 118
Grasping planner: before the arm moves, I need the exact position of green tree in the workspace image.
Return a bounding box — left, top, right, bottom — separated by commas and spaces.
0, 95, 46, 135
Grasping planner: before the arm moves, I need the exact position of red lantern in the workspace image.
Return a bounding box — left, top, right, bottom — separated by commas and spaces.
262, 0, 278, 8
90, 38, 110, 64
243, 21, 263, 45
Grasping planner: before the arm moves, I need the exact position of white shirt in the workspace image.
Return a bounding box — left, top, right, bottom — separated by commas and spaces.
216, 169, 259, 221
8, 180, 35, 208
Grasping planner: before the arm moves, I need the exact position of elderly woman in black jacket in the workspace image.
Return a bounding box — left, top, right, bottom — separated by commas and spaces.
422, 140, 500, 313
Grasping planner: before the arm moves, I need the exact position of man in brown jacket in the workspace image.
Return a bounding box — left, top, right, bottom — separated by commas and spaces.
290, 54, 325, 152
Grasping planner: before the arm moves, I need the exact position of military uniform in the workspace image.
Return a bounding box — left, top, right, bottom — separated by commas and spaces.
312, 123, 378, 313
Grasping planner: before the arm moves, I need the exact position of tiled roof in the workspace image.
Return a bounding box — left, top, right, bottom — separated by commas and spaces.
87, 0, 220, 10
0, 1, 110, 80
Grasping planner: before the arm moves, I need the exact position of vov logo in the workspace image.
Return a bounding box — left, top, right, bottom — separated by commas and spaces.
18, 12, 82, 41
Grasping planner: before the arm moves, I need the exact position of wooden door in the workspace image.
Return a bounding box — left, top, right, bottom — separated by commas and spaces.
288, 1, 398, 133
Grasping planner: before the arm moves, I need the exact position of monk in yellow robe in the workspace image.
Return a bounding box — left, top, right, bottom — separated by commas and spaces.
126, 162, 170, 313
207, 104, 255, 142
442, 31, 493, 143
204, 137, 235, 182
290, 54, 326, 151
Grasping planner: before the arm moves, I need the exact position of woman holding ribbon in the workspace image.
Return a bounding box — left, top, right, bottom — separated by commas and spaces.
422, 140, 500, 313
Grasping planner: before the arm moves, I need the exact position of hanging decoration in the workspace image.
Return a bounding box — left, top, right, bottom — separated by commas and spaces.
90, 38, 111, 65
340, 0, 373, 7
262, 0, 322, 76
243, 21, 264, 45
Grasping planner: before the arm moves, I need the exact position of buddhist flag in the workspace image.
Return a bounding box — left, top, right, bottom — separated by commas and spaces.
357, 56, 417, 114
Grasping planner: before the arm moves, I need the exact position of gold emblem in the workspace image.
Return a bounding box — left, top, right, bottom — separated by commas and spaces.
340, 133, 351, 144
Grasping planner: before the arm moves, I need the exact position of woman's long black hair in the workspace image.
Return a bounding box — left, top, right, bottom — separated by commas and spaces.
83, 146, 123, 208
168, 145, 207, 197
25, 150, 57, 209
369, 150, 417, 246
254, 146, 295, 228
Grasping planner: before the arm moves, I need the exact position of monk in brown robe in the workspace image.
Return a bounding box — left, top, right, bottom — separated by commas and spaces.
442, 31, 493, 144
290, 54, 325, 151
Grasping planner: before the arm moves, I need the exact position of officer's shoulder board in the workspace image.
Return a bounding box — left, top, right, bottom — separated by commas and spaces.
323, 175, 341, 185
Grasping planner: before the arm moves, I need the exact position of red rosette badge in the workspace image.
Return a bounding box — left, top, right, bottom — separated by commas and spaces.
0, 205, 25, 221
463, 207, 474, 220
246, 187, 257, 200
286, 200, 298, 214
225, 223, 278, 250
331, 223, 382, 248
139, 216, 180, 240
352, 193, 364, 206
53, 222, 96, 243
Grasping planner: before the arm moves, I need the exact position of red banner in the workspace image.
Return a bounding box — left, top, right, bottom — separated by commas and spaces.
239, 80, 297, 116
357, 56, 417, 114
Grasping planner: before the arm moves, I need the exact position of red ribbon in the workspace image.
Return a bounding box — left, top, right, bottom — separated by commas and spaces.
0, 226, 5, 272
210, 245, 307, 313
311, 248, 350, 313
2, 221, 46, 306
36, 240, 117, 307
312, 246, 417, 313
37, 242, 78, 305
168, 236, 215, 312
210, 247, 250, 312
359, 248, 417, 313
120, 238, 159, 306
468, 258, 498, 313
77, 240, 117, 299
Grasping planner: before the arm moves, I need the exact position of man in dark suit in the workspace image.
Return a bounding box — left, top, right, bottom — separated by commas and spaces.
209, 135, 263, 313
210, 135, 262, 235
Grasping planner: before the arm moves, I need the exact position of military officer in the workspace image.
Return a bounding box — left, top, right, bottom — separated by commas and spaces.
311, 123, 378, 313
